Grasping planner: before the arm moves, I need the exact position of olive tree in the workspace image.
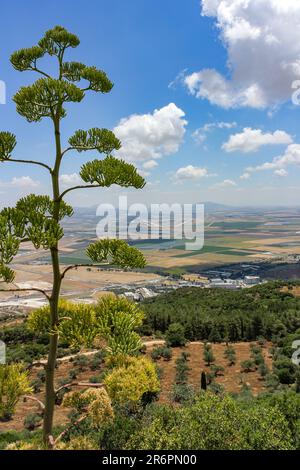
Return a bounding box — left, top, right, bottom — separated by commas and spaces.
0, 26, 146, 446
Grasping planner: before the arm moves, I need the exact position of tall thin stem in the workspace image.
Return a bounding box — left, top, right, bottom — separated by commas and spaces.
42, 110, 63, 445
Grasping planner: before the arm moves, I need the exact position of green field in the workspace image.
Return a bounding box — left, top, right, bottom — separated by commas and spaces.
174, 246, 253, 258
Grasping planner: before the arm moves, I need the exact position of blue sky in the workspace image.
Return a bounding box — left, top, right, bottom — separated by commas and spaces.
1, 0, 300, 207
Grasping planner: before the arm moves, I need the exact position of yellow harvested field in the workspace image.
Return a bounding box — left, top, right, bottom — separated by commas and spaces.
145, 250, 252, 268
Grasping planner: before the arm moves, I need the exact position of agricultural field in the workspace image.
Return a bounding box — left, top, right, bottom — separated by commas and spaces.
142, 208, 300, 272
1, 207, 300, 308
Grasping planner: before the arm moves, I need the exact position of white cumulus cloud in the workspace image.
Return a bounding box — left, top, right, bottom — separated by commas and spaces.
214, 179, 237, 188
222, 128, 293, 153
59, 173, 82, 185
114, 103, 187, 162
247, 144, 300, 173
240, 172, 250, 180
183, 0, 300, 108
173, 165, 208, 182
143, 160, 158, 170
9, 176, 40, 188
274, 168, 288, 177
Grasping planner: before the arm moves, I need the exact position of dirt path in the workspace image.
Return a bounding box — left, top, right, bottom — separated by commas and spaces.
36, 339, 166, 365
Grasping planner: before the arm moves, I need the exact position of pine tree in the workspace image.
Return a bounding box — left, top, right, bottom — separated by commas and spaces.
0, 26, 146, 446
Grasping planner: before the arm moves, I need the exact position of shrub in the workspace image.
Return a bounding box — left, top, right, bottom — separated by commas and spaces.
0, 364, 32, 421
175, 353, 190, 383
154, 330, 164, 339
6, 441, 39, 450
89, 375, 103, 384
277, 368, 296, 385
224, 346, 236, 360
161, 347, 172, 361
101, 412, 139, 450
90, 351, 106, 371
206, 372, 215, 385
6, 343, 48, 365
165, 323, 186, 347
23, 413, 42, 431
261, 390, 300, 449
225, 351, 236, 366
257, 337, 266, 347
27, 300, 97, 348
155, 366, 163, 380
258, 363, 269, 378
151, 347, 162, 361
57, 436, 97, 450
265, 373, 280, 391
55, 378, 71, 406
36, 370, 46, 383
0, 325, 35, 344
253, 354, 265, 367
209, 382, 225, 395
73, 355, 90, 371
68, 368, 79, 380
240, 360, 255, 373
171, 384, 195, 404
94, 295, 145, 355
175, 367, 189, 383
274, 358, 297, 385
30, 378, 43, 393
104, 356, 160, 406
90, 356, 103, 371
63, 388, 114, 429
210, 364, 225, 377
241, 382, 252, 394
0, 430, 35, 450
152, 346, 173, 361
204, 348, 215, 366
126, 393, 294, 450
58, 377, 71, 387
181, 351, 190, 361
250, 344, 262, 355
